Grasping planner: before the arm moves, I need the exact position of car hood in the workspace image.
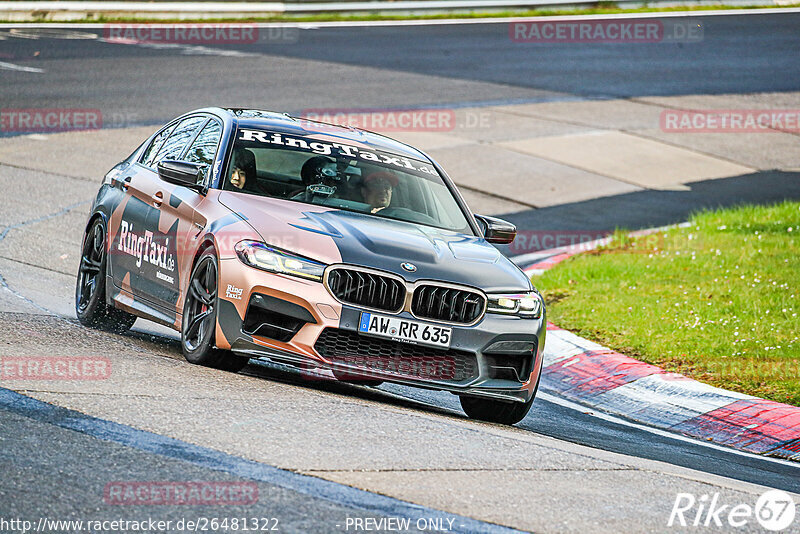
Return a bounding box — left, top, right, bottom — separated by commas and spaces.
218, 192, 531, 293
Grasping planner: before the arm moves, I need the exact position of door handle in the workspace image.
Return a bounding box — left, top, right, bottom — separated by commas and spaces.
152, 191, 163, 207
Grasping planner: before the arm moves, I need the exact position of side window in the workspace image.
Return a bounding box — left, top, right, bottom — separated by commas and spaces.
140, 125, 175, 167
183, 120, 222, 167
152, 116, 207, 165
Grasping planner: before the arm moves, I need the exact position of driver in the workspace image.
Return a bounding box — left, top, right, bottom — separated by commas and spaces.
361, 171, 398, 213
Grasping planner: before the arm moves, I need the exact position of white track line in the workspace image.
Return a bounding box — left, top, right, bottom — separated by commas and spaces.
538, 391, 800, 470
0, 60, 43, 73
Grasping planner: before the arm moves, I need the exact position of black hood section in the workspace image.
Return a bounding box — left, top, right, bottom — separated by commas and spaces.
303, 210, 531, 293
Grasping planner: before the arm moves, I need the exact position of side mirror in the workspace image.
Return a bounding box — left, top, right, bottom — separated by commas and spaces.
474, 214, 516, 245
157, 160, 206, 192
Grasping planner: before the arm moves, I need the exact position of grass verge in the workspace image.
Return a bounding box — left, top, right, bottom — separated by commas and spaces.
15, 3, 800, 24
536, 201, 800, 406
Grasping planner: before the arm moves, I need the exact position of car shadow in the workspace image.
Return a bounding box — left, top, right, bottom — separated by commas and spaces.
120, 319, 467, 420
241, 359, 466, 419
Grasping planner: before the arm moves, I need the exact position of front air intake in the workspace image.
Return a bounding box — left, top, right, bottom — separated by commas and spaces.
242, 293, 314, 342
315, 328, 478, 383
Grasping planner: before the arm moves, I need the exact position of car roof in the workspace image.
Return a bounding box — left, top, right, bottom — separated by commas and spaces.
203, 107, 432, 163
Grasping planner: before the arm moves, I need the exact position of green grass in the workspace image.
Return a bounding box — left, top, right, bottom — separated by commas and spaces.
536, 201, 800, 406
22, 3, 800, 24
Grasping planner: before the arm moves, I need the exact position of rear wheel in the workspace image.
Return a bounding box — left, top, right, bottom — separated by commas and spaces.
181, 248, 249, 373
75, 218, 136, 334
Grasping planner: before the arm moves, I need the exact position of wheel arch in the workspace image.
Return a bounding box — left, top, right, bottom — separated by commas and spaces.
83, 209, 109, 237
192, 234, 219, 268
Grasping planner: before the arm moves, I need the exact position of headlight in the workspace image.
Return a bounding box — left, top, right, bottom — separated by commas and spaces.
234, 240, 326, 282
486, 292, 542, 318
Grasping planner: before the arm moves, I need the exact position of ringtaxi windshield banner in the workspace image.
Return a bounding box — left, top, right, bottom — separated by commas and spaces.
237, 129, 438, 177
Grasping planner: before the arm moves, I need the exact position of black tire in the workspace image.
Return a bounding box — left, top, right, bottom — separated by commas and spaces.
75, 217, 137, 334
181, 248, 249, 373
332, 368, 383, 386
459, 395, 534, 425
460, 364, 542, 425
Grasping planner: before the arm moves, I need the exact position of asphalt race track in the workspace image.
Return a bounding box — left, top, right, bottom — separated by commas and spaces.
2, 13, 800, 127
1, 12, 800, 533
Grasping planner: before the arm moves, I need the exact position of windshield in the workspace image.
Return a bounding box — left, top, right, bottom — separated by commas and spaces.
222, 128, 473, 234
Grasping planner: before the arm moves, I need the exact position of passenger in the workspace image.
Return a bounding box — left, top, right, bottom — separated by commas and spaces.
230, 147, 258, 192
361, 171, 398, 213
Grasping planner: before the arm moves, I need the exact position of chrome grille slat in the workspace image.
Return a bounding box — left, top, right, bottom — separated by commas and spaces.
437, 288, 448, 317
449, 291, 460, 321
354, 271, 365, 302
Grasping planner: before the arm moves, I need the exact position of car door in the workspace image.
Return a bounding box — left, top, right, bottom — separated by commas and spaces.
111, 115, 208, 311
109, 121, 177, 296
145, 117, 223, 314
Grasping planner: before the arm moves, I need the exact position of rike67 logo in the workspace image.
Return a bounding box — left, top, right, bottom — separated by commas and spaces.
669, 490, 796, 531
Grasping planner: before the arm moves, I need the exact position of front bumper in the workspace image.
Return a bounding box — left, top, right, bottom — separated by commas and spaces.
217, 259, 546, 403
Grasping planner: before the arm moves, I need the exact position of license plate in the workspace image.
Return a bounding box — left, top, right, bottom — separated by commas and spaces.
358, 312, 452, 349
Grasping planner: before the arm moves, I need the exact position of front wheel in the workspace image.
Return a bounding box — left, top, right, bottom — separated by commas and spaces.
75, 217, 136, 334
181, 248, 249, 373
459, 395, 534, 425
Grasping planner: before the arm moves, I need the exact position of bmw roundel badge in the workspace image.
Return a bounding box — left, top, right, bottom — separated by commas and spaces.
401, 262, 417, 272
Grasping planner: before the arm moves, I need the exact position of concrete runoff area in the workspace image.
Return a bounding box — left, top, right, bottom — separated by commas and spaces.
499, 131, 754, 191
